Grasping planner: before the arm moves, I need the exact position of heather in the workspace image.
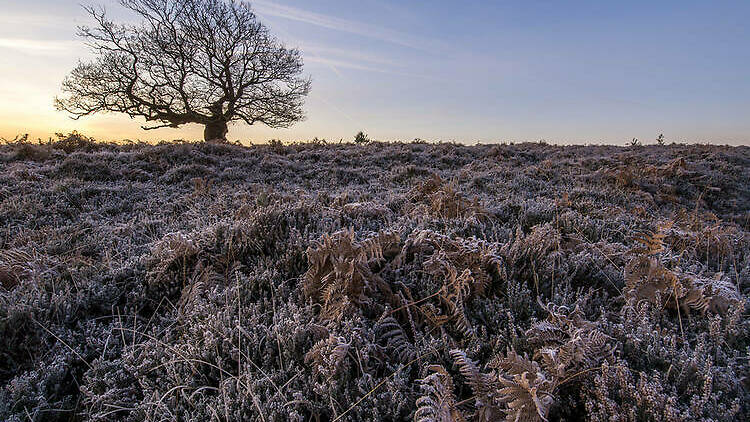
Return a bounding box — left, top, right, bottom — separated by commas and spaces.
0, 135, 748, 421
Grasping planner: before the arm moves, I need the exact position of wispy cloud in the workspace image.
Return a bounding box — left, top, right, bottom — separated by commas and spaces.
305, 56, 390, 73
300, 43, 401, 68
259, 18, 435, 79
252, 0, 442, 53
298, 42, 432, 78
305, 56, 442, 81
0, 12, 66, 29
0, 38, 78, 56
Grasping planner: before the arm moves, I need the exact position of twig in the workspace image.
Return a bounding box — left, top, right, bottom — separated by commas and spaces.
384, 290, 441, 317
570, 226, 623, 296
558, 365, 610, 386
32, 318, 93, 370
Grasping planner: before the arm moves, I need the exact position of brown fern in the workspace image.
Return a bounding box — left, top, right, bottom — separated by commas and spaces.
674, 270, 742, 316
450, 350, 503, 421
502, 224, 561, 282
439, 268, 475, 337
623, 255, 676, 305
632, 221, 674, 256
415, 365, 466, 422
527, 300, 614, 379
304, 334, 351, 382
537, 328, 613, 379
395, 230, 505, 337
554, 192, 571, 208
191, 176, 213, 196
419, 303, 451, 330
303, 228, 400, 321
623, 254, 740, 316
491, 350, 555, 422
146, 232, 200, 285
400, 229, 506, 298
527, 299, 593, 343
525, 320, 566, 347
408, 175, 488, 222
442, 348, 558, 422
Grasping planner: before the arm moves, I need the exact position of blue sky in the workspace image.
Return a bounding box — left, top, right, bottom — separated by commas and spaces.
0, 0, 748, 144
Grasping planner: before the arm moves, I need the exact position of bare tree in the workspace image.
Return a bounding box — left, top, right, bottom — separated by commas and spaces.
55, 0, 311, 141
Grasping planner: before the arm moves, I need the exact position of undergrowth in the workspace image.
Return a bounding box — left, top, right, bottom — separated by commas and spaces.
0, 136, 748, 421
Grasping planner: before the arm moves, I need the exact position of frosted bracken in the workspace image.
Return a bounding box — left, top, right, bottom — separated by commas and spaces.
0, 134, 748, 421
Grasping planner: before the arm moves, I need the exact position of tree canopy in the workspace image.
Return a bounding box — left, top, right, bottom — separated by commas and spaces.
56, 0, 311, 141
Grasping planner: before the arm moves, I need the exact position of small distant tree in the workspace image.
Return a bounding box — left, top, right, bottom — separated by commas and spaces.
656, 133, 665, 145
55, 0, 311, 142
353, 131, 371, 144
628, 138, 641, 147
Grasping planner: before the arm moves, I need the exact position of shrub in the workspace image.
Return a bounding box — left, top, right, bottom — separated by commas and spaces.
354, 131, 371, 144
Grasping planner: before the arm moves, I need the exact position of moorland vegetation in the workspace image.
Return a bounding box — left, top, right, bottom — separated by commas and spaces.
1, 134, 748, 421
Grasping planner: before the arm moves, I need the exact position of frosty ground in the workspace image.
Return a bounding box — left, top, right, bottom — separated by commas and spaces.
1, 136, 748, 421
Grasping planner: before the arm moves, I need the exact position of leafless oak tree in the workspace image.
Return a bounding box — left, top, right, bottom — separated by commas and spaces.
55, 0, 311, 141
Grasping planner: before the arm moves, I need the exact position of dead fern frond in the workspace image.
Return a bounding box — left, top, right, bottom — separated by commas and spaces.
440, 268, 474, 337
358, 230, 401, 264
395, 230, 505, 337
376, 316, 416, 363
632, 220, 674, 255
304, 335, 351, 382
303, 228, 400, 321
537, 328, 613, 379
650, 157, 686, 177
191, 176, 213, 196
525, 320, 566, 347
503, 224, 561, 280
415, 365, 466, 422
538, 300, 593, 333
341, 201, 390, 219
554, 192, 571, 208
624, 255, 740, 316
491, 350, 555, 422
409, 174, 488, 222
410, 174, 445, 199
419, 303, 451, 330
450, 350, 502, 421
527, 299, 614, 379
675, 270, 742, 316
400, 229, 506, 298
623, 255, 675, 305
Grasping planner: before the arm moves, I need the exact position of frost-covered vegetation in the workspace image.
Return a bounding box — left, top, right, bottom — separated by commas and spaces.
1, 134, 749, 421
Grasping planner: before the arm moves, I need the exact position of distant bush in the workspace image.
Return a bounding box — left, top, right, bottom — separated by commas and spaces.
52, 131, 104, 153
310, 137, 327, 146
353, 130, 371, 144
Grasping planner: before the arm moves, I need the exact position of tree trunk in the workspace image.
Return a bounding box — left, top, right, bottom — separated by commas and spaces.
204, 119, 228, 142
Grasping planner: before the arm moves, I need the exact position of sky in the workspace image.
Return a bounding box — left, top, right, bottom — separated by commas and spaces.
0, 0, 749, 145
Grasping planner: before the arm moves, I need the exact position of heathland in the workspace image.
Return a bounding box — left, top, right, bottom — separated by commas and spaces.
1, 135, 748, 421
